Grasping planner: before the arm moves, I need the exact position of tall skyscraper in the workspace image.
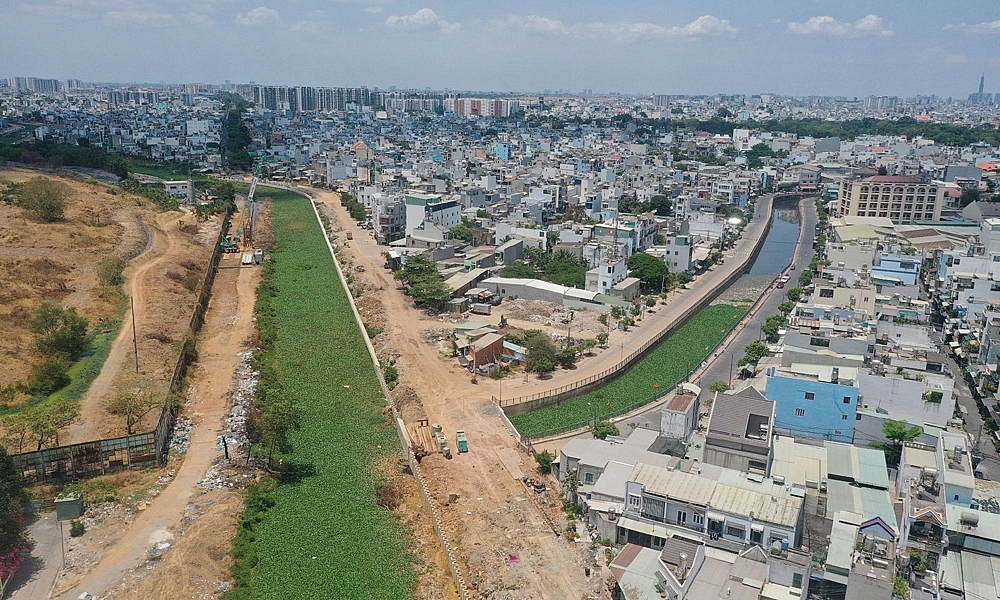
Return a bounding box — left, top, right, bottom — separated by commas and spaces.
980, 74, 986, 95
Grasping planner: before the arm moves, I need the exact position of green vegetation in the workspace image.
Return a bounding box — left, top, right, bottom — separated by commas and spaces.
524, 330, 558, 374
218, 92, 252, 112
394, 253, 451, 309
120, 176, 180, 210
534, 450, 555, 473
339, 191, 367, 221
6, 177, 69, 221
708, 381, 731, 393
226, 188, 415, 599
500, 248, 589, 288
738, 340, 769, 367
872, 419, 924, 467
511, 304, 745, 437
0, 444, 31, 585
627, 253, 672, 293
225, 109, 253, 170
0, 139, 118, 171
592, 420, 620, 440
448, 218, 476, 244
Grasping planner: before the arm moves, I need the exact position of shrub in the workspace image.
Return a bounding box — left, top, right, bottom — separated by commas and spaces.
69, 520, 86, 537
592, 420, 620, 440
535, 450, 555, 473
22, 357, 70, 396
16, 177, 69, 222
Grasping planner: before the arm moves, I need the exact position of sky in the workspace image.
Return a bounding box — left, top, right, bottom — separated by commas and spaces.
2, 1, 1000, 96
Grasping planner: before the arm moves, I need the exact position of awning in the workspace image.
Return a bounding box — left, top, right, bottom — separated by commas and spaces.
617, 517, 670, 539
707, 511, 726, 522
751, 523, 765, 532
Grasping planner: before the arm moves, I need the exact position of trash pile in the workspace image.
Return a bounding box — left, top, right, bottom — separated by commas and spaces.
170, 417, 193, 453
197, 463, 257, 490
224, 350, 257, 455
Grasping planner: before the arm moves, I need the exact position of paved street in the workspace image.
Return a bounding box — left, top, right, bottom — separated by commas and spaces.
943, 353, 1000, 480
5, 513, 61, 600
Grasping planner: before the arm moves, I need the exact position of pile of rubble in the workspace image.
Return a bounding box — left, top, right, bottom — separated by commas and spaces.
170, 417, 192, 454
223, 350, 256, 456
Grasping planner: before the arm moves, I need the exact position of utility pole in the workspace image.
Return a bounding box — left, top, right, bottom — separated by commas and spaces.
131, 295, 139, 373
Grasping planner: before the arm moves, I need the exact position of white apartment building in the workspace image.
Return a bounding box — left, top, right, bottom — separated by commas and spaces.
838, 176, 945, 223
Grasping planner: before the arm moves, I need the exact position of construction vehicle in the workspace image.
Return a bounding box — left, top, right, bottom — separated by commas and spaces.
456, 430, 468, 453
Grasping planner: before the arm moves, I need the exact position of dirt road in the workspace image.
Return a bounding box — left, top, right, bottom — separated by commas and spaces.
311, 189, 604, 599
67, 211, 178, 444
53, 256, 260, 599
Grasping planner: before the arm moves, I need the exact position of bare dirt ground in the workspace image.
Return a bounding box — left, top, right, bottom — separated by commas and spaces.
0, 168, 141, 391
52, 250, 260, 600
312, 189, 603, 600
67, 207, 221, 443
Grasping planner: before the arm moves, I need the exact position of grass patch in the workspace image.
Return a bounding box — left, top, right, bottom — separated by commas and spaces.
226, 190, 415, 599
0, 322, 119, 417
511, 304, 746, 438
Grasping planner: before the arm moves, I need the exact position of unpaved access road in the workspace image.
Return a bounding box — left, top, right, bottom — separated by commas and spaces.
53, 255, 260, 599
312, 189, 606, 599
66, 211, 176, 444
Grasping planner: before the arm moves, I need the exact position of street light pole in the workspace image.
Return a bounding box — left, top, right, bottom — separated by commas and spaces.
729, 352, 735, 383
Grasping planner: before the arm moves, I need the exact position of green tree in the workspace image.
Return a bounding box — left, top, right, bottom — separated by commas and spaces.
557, 348, 578, 369
535, 450, 555, 473
30, 302, 91, 361
778, 301, 795, 315
500, 260, 538, 279
22, 357, 70, 396
592, 420, 620, 440
708, 381, 731, 393
0, 444, 30, 558
875, 419, 924, 466
960, 188, 981, 208
785, 287, 803, 303
524, 331, 558, 374
762, 314, 785, 343
649, 195, 672, 217
543, 251, 588, 288
596, 332, 609, 347
16, 176, 69, 221
627, 253, 671, 292
448, 220, 475, 244
738, 340, 769, 367
109, 157, 130, 179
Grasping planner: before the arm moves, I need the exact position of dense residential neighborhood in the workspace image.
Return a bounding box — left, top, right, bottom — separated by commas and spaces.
3, 75, 1000, 600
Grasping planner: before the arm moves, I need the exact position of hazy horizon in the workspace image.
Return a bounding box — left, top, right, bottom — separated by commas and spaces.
3, 1, 999, 97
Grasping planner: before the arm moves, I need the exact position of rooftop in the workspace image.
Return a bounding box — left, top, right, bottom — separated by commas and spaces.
706, 387, 773, 451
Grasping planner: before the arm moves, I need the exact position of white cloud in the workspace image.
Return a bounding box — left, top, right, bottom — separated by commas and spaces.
497, 14, 735, 41
787, 14, 892, 37
289, 10, 328, 33
363, 5, 382, 13
945, 20, 1000, 34
102, 10, 176, 26
945, 54, 966, 64
385, 8, 459, 33
235, 6, 280, 26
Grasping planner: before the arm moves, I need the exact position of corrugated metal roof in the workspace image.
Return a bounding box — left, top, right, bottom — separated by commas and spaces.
824, 441, 888, 489
630, 463, 802, 528
960, 552, 1000, 600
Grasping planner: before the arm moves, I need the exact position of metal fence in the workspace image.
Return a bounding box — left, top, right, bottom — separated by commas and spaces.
12, 205, 235, 483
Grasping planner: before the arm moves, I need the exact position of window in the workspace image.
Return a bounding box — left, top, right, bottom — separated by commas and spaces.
954, 494, 959, 501
795, 408, 806, 417
842, 415, 848, 421
642, 496, 666, 521
628, 495, 640, 508
843, 396, 851, 404
804, 392, 816, 400
748, 460, 767, 473
856, 414, 862, 421
819, 288, 834, 298
693, 513, 704, 525
677, 511, 687, 524
750, 528, 763, 544
585, 472, 594, 484
793, 573, 803, 589
726, 525, 745, 539
809, 337, 830, 347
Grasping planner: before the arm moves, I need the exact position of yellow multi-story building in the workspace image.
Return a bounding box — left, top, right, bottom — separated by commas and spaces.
838, 176, 945, 224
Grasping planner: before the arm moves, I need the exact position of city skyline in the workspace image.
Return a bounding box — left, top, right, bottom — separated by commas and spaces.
3, 2, 1000, 96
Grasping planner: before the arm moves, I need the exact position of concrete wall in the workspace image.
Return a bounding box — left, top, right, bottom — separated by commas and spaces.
766, 375, 858, 444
